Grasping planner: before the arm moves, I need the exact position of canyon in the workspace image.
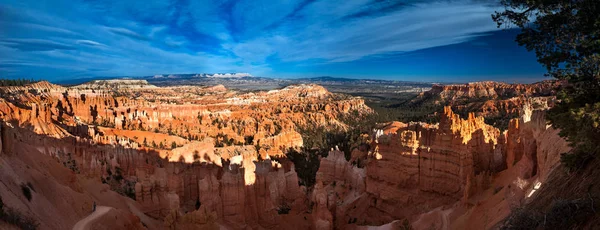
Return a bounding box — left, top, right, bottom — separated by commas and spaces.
411, 80, 564, 129
0, 80, 573, 229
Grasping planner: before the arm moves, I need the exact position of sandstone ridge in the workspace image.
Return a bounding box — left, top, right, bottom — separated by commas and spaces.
0, 80, 569, 229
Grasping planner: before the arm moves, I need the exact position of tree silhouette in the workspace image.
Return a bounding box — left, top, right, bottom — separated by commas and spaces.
494, 0, 600, 169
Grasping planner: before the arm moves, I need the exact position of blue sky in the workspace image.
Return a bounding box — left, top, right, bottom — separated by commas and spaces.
0, 0, 547, 82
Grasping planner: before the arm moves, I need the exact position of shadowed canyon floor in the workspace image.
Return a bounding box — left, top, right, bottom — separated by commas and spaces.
0, 80, 584, 229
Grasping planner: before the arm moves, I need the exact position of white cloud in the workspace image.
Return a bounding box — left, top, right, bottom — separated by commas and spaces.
0, 0, 503, 79
226, 1, 500, 64
76, 40, 105, 47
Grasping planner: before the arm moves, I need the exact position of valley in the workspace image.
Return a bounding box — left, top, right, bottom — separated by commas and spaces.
3, 0, 599, 229
0, 78, 589, 229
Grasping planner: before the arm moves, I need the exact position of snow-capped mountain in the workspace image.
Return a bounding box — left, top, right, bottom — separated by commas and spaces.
151, 73, 254, 79
195, 73, 253, 78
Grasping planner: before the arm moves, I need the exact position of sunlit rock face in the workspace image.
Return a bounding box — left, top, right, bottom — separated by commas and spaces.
0, 80, 570, 230
311, 102, 569, 229
0, 81, 368, 229
369, 106, 500, 198
501, 103, 570, 183
425, 81, 562, 101
72, 79, 158, 90
413, 80, 564, 125
319, 106, 504, 227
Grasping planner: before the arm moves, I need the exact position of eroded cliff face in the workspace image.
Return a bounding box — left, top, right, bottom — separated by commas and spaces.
424, 81, 561, 101
413, 80, 564, 128
309, 107, 500, 228
132, 146, 310, 229
309, 102, 569, 229
0, 81, 369, 229
0, 80, 570, 230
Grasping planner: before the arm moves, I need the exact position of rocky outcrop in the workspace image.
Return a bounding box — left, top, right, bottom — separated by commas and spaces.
0, 80, 570, 230
421, 80, 562, 102
359, 107, 499, 221
500, 103, 570, 182
313, 150, 366, 229
413, 80, 564, 127
316, 150, 366, 194
72, 79, 158, 90
311, 103, 569, 229
0, 81, 371, 229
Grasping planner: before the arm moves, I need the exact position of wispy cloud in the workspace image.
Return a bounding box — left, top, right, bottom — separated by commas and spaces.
76, 40, 105, 47
0, 38, 76, 51
231, 1, 499, 63
0, 0, 509, 80
105, 27, 149, 41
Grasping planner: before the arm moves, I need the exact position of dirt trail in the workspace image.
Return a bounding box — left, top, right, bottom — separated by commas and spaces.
72, 206, 112, 230
441, 208, 452, 230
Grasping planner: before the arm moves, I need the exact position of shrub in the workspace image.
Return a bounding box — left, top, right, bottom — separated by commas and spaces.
21, 184, 32, 201
348, 217, 357, 224
104, 167, 136, 200
0, 78, 38, 87
1, 207, 39, 230
493, 186, 503, 195
544, 199, 595, 230
560, 152, 594, 172
63, 153, 80, 173
400, 219, 413, 230
122, 180, 136, 200
26, 182, 35, 192
501, 208, 541, 230
244, 135, 254, 145
276, 202, 291, 215
494, 0, 600, 171
112, 167, 124, 181
286, 148, 321, 187
0, 194, 39, 230
195, 199, 201, 210
501, 199, 595, 230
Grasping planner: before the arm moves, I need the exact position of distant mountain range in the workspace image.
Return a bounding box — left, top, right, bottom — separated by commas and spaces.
294, 76, 433, 84
151, 73, 254, 79
52, 73, 437, 92
53, 73, 257, 85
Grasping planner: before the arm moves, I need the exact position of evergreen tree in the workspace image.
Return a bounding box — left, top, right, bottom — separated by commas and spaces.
494, 0, 600, 169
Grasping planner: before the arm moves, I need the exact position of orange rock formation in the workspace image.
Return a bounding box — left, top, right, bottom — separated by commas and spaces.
310, 103, 569, 229
0, 80, 368, 229
414, 80, 564, 123
0, 80, 570, 229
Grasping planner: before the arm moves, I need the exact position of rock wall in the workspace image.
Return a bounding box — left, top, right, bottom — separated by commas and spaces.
422, 80, 562, 102
0, 80, 571, 230
312, 150, 366, 229
312, 104, 569, 229
0, 81, 371, 229
413, 80, 564, 125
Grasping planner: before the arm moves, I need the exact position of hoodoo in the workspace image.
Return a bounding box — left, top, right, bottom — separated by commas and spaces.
2, 0, 600, 228
0, 79, 583, 229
